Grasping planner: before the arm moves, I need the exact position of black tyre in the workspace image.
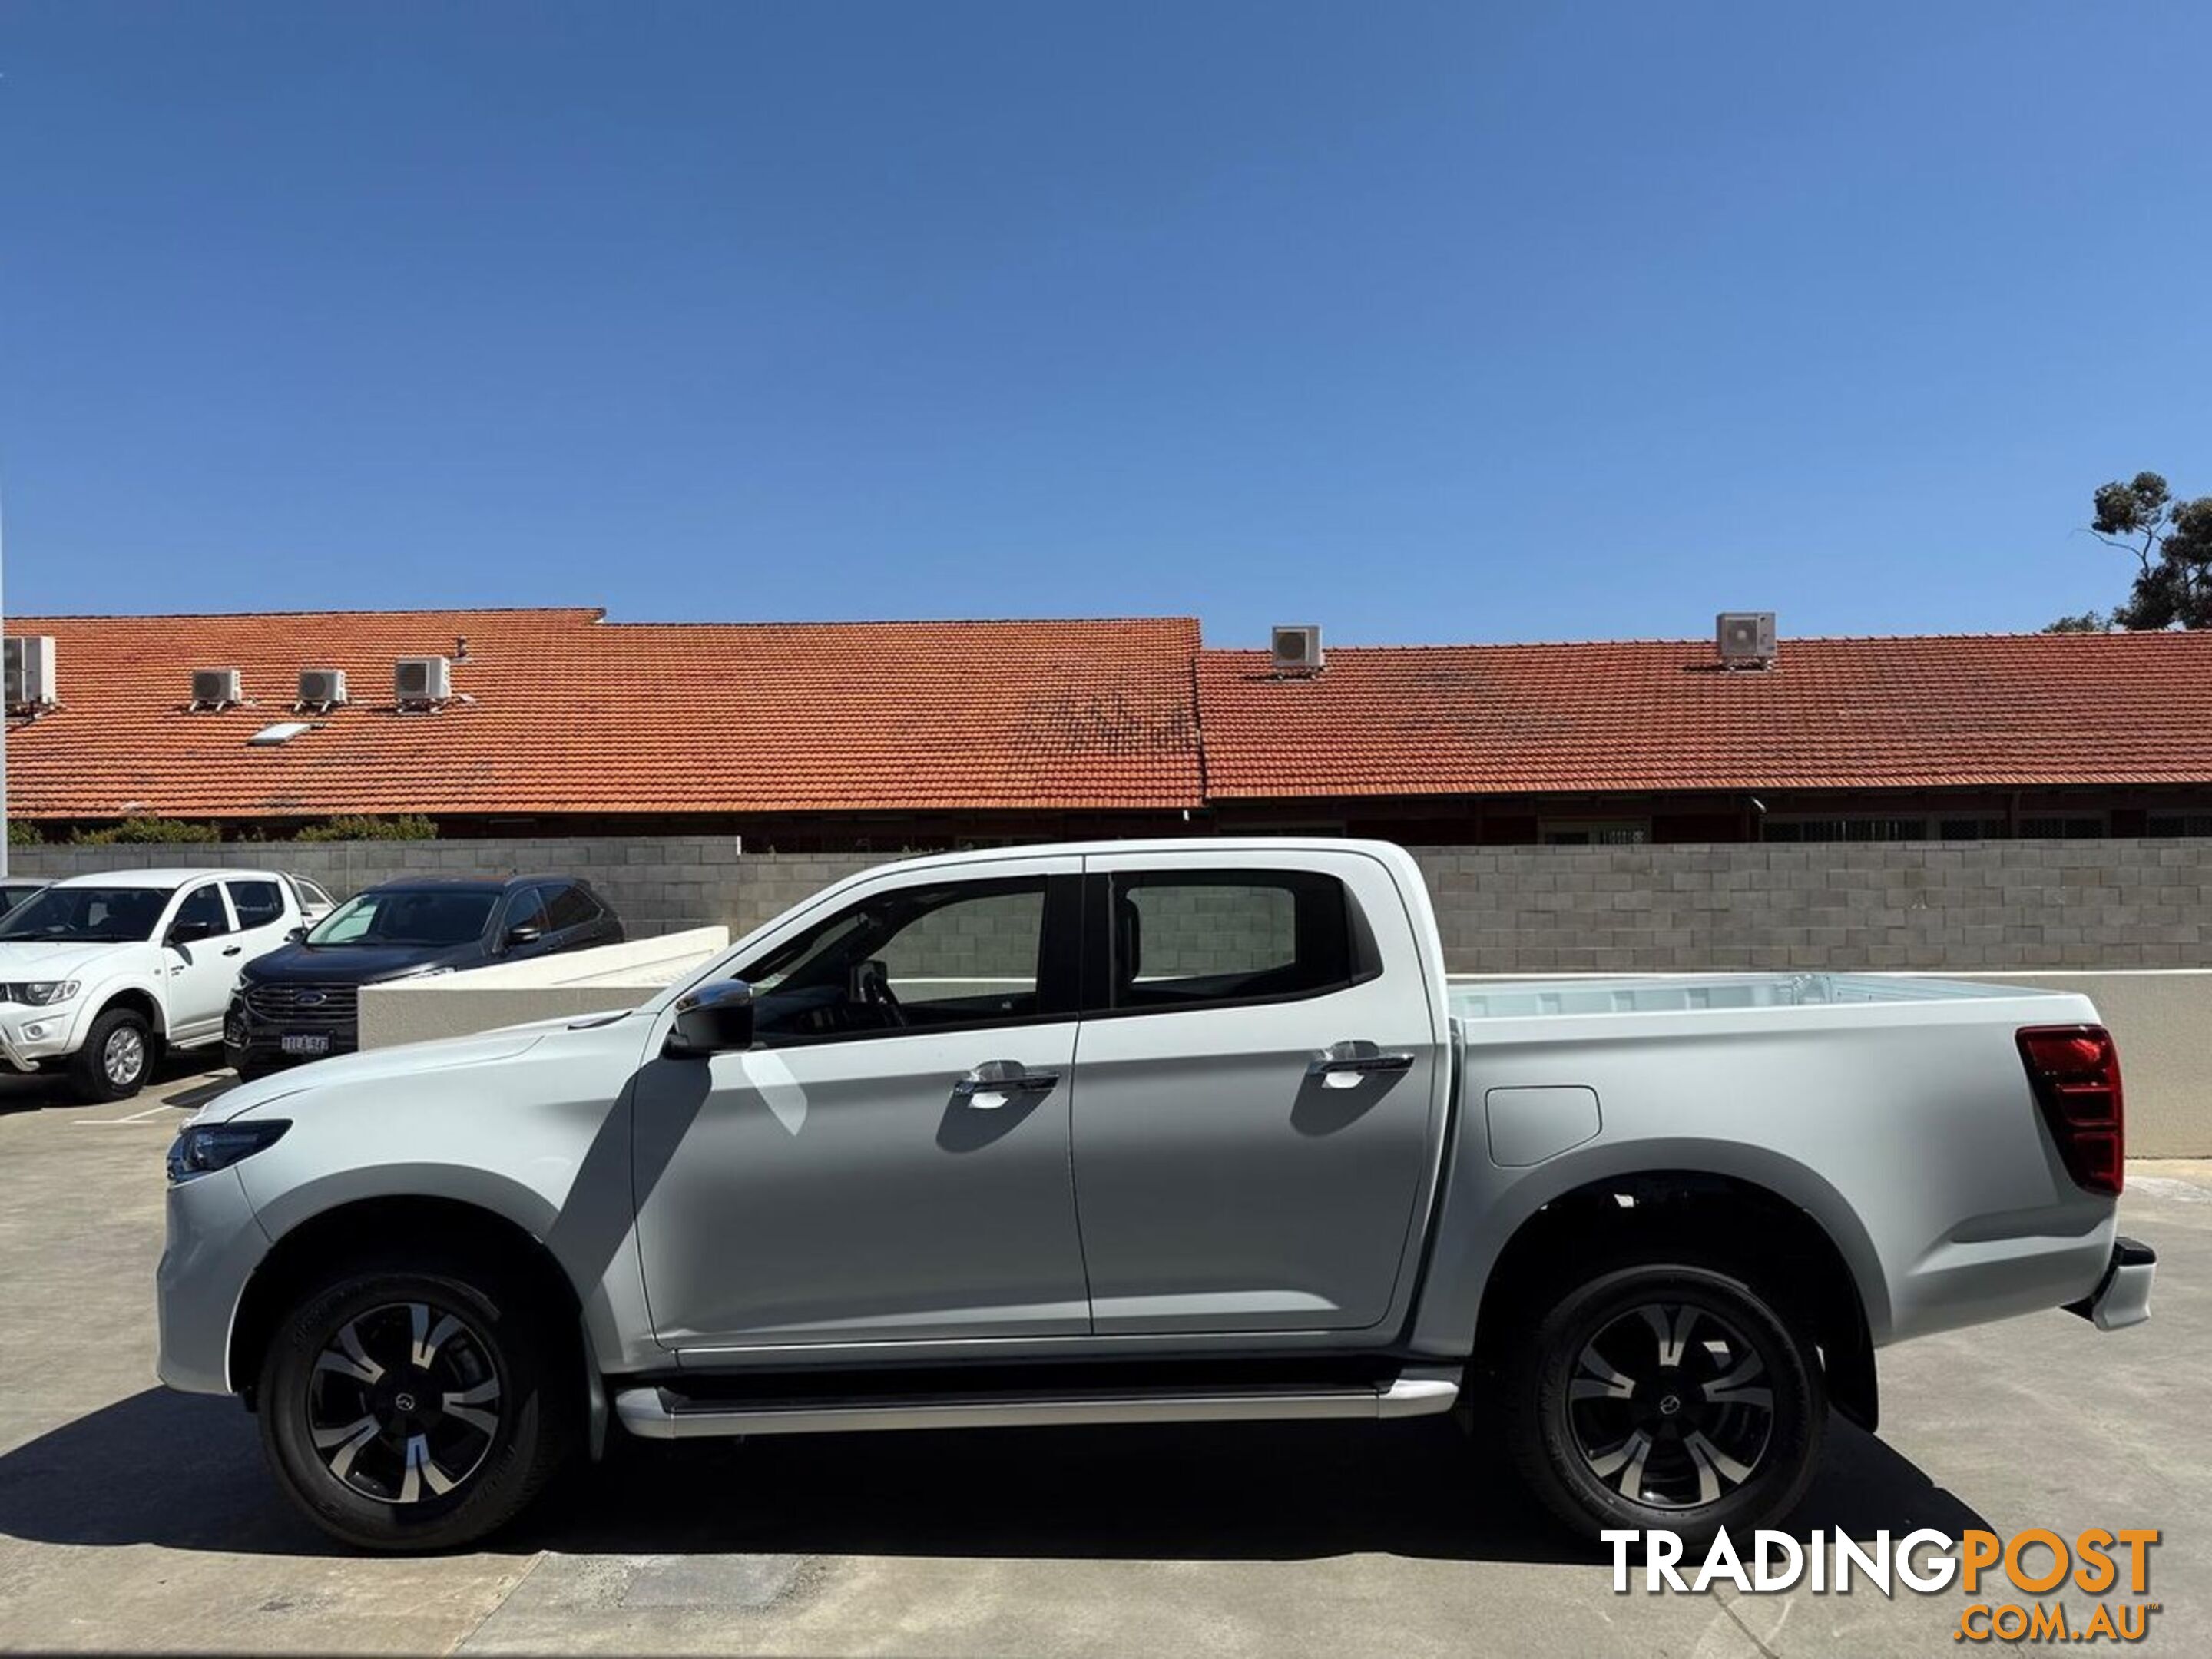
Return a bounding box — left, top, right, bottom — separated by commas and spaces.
227, 1046, 276, 1083
257, 1262, 575, 1551
67, 1005, 153, 1102
1503, 1259, 1826, 1549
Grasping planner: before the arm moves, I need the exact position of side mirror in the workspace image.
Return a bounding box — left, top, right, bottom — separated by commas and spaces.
505, 925, 543, 949
663, 979, 755, 1059
167, 919, 214, 947
286, 926, 306, 943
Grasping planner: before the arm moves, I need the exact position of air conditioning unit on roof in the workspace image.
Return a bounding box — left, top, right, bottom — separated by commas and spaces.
297, 667, 348, 707
190, 667, 243, 709
1716, 611, 1777, 668
1271, 624, 1324, 676
395, 655, 452, 704
5, 636, 58, 708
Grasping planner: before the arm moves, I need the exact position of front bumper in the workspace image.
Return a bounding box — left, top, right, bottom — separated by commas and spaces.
224, 993, 359, 1072
2065, 1236, 2157, 1332
0, 1002, 91, 1071
155, 1164, 271, 1396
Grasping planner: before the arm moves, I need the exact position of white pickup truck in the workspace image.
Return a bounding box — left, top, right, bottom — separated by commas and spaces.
155, 839, 2153, 1551
0, 869, 307, 1101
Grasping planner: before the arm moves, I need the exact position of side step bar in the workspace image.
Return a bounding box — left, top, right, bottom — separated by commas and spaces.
614, 1369, 1461, 1442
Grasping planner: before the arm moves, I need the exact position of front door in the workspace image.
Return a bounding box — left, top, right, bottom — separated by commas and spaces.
1070, 849, 1445, 1336
162, 881, 240, 1043
495, 886, 553, 962
632, 856, 1091, 1354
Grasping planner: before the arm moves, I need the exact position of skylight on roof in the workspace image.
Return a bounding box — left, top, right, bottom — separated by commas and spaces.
247, 721, 314, 746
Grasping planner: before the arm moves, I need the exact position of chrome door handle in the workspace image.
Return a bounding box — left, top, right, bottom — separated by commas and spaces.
953, 1061, 1061, 1108
1308, 1041, 1416, 1081
221, 946, 243, 957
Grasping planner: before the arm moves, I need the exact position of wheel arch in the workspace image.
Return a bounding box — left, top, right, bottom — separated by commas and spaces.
227, 1193, 585, 1410
88, 982, 167, 1040
1467, 1164, 1882, 1432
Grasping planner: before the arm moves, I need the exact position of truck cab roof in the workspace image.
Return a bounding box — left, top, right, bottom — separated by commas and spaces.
47, 867, 289, 889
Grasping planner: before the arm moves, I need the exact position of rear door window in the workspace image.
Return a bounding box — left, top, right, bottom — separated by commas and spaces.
226, 879, 287, 929
1104, 869, 1368, 1012
544, 884, 600, 932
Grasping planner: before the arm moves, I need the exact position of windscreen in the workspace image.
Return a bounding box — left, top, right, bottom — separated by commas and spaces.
306, 889, 497, 947
0, 886, 168, 943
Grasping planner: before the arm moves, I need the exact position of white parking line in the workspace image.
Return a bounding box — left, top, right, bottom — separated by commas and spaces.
69, 1100, 189, 1125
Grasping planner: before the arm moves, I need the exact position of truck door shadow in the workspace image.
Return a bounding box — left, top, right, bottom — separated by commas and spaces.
0, 1391, 1989, 1565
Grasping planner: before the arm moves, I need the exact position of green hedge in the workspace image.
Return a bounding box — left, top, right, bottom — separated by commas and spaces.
68, 816, 222, 846
294, 814, 439, 842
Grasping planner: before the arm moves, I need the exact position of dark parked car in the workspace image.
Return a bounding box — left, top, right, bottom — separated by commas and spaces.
223, 874, 624, 1079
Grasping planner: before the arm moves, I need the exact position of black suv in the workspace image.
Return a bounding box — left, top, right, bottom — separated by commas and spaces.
224, 875, 624, 1079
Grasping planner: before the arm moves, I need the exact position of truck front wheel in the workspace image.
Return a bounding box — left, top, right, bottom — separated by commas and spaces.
67, 1006, 154, 1102
257, 1262, 575, 1551
1504, 1260, 1826, 1549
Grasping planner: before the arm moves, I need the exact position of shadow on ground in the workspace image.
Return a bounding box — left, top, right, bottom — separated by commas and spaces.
0, 1055, 234, 1117
0, 1386, 1990, 1565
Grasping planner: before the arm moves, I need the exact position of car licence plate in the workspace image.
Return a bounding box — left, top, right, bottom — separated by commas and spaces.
280, 1035, 330, 1056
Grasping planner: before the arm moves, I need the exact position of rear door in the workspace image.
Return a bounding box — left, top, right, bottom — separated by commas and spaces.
224, 877, 297, 968
1070, 848, 1446, 1336
539, 882, 610, 954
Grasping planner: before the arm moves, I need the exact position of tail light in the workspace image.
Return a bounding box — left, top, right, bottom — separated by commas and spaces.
2016, 1025, 2124, 1197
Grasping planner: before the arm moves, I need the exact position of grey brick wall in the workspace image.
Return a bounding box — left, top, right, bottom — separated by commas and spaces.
12, 836, 2211, 972
1416, 840, 2212, 972
5, 839, 880, 946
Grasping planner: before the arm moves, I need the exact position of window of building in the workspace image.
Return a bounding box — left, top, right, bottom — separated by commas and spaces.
1937, 817, 2007, 840
1109, 869, 1366, 1012
1539, 820, 1651, 846
1762, 817, 1929, 843
2147, 813, 2212, 837
2017, 816, 2106, 839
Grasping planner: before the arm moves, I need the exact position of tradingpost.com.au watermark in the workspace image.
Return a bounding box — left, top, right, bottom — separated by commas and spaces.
1602, 1527, 2163, 1644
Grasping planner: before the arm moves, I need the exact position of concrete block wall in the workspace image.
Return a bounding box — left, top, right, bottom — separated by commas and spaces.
1412, 840, 2212, 974
12, 835, 2212, 973
5, 838, 882, 945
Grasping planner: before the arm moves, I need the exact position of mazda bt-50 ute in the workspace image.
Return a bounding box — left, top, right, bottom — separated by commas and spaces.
155, 839, 2154, 1551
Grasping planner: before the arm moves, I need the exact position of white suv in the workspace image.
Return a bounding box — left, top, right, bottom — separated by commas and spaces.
0, 869, 304, 1101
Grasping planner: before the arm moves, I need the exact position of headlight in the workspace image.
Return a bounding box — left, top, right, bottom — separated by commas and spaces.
166, 1120, 290, 1184
0, 980, 79, 1006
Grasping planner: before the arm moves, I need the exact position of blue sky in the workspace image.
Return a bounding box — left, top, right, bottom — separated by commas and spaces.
4, 2, 2208, 646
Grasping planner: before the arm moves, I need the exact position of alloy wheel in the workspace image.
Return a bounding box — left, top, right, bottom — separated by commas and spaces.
1564, 1300, 1775, 1509
304, 1301, 504, 1505
103, 1026, 146, 1088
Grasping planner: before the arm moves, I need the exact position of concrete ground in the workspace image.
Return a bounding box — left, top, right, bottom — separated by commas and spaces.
1, 1065, 2204, 1658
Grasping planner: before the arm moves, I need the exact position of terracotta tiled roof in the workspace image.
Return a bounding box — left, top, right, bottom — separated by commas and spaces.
5, 609, 1204, 820
13, 612, 2209, 821
1196, 632, 2212, 799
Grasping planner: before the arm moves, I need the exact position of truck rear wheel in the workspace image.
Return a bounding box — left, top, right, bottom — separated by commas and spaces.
257, 1261, 575, 1551
1502, 1260, 1826, 1549
68, 1006, 153, 1102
